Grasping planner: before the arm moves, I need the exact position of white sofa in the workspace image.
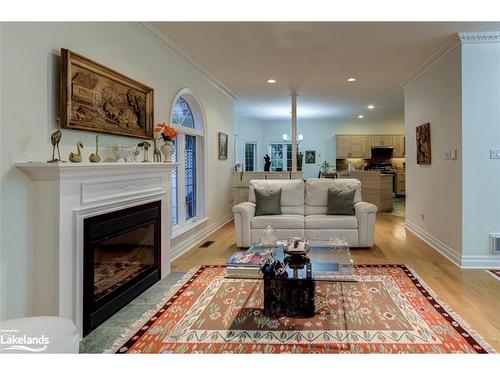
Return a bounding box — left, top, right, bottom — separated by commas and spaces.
232, 178, 378, 248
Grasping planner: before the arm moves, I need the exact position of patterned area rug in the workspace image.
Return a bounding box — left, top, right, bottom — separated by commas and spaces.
106, 265, 494, 354
486, 270, 500, 281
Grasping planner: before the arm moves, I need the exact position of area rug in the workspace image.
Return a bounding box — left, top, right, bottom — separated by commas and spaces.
486, 270, 500, 281
106, 265, 494, 354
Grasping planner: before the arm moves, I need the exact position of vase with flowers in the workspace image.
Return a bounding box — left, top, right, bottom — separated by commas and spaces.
154, 122, 178, 162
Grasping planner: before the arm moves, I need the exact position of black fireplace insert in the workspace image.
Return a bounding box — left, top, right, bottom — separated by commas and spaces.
83, 201, 161, 336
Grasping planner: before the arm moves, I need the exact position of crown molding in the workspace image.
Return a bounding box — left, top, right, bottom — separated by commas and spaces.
459, 31, 500, 43
402, 31, 500, 87
401, 33, 461, 87
132, 22, 238, 101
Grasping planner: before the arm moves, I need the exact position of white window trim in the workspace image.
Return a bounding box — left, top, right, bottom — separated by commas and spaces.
170, 124, 204, 138
243, 140, 257, 172
171, 217, 210, 240
170, 88, 208, 231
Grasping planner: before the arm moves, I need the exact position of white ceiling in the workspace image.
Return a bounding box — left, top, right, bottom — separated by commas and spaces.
153, 22, 500, 123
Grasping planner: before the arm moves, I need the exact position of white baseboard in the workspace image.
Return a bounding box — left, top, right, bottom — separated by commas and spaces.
461, 255, 500, 269
404, 220, 462, 267
170, 213, 233, 262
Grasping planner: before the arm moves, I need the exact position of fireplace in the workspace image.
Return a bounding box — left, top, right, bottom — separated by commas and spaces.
83, 201, 161, 336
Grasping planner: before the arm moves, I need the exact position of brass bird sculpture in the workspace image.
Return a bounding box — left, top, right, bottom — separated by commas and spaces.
69, 141, 83, 163
48, 130, 63, 163
153, 138, 161, 162
89, 135, 101, 163
138, 141, 151, 162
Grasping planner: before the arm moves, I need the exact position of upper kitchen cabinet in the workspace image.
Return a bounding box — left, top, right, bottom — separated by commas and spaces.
393, 135, 406, 158
336, 134, 406, 159
336, 135, 350, 158
336, 135, 372, 158
349, 135, 372, 158
371, 134, 394, 147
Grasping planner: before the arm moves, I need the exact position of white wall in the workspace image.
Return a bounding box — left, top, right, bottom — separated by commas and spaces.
235, 118, 404, 179
0, 22, 234, 319
404, 46, 463, 263
461, 42, 500, 266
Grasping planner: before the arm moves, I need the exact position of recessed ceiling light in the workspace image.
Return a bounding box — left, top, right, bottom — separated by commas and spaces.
267, 79, 277, 84
367, 105, 375, 109
358, 114, 365, 119
346, 77, 357, 82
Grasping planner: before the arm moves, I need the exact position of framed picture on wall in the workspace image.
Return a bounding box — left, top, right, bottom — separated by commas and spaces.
416, 123, 431, 165
60, 49, 154, 139
218, 132, 228, 160
305, 150, 316, 164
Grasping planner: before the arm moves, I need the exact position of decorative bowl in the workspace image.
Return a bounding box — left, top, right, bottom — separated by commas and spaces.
112, 144, 140, 162
284, 238, 310, 256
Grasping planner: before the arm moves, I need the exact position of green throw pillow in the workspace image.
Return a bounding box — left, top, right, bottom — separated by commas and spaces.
254, 188, 282, 216
326, 188, 355, 215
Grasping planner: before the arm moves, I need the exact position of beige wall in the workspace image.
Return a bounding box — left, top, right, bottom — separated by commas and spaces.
404, 46, 462, 263
461, 41, 500, 266
0, 22, 234, 319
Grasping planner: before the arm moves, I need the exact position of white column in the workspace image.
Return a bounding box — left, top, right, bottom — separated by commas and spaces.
291, 91, 298, 172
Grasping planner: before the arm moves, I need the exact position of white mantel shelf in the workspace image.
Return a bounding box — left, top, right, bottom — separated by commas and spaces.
16, 160, 177, 338
16, 161, 179, 180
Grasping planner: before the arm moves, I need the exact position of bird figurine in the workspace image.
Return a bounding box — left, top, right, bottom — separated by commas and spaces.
138, 141, 151, 162
48, 130, 64, 163
153, 138, 162, 162
69, 141, 83, 163
89, 135, 101, 163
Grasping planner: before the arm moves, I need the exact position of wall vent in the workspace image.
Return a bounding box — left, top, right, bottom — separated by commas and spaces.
491, 233, 500, 254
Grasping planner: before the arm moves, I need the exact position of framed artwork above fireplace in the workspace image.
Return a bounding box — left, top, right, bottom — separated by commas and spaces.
60, 48, 154, 139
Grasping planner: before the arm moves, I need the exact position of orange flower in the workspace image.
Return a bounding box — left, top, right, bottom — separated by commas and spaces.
155, 122, 177, 141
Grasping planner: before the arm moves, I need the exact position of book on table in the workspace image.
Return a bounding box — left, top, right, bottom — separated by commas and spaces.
226, 248, 270, 279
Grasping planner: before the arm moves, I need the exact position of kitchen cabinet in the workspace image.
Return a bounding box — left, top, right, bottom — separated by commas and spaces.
336, 135, 371, 158
348, 135, 372, 158
396, 172, 406, 196
336, 135, 349, 158
371, 135, 394, 147
336, 134, 406, 159
393, 135, 406, 158
338, 171, 393, 212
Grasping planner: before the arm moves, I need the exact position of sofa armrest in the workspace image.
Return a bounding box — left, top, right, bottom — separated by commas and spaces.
354, 201, 378, 247
232, 202, 256, 247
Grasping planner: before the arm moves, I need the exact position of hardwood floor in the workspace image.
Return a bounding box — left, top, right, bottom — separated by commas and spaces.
171, 214, 500, 351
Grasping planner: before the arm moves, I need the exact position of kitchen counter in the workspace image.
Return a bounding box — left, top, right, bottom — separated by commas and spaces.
337, 170, 393, 212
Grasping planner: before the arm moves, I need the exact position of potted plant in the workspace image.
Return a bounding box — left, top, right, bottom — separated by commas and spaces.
320, 161, 330, 173
154, 122, 178, 162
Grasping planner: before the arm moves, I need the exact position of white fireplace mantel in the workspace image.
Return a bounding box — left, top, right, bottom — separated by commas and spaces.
17, 161, 178, 338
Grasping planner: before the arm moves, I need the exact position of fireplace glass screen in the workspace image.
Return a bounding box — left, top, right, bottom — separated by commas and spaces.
93, 223, 155, 301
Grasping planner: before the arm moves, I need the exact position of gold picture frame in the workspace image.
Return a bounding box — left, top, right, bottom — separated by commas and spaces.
60, 49, 154, 139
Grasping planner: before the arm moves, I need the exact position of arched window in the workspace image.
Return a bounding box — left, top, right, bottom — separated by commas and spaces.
170, 89, 206, 232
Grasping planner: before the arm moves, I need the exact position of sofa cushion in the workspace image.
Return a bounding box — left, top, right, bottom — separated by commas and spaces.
251, 214, 305, 229
326, 188, 355, 215
249, 179, 305, 215
305, 214, 358, 229
254, 187, 282, 216
305, 178, 362, 215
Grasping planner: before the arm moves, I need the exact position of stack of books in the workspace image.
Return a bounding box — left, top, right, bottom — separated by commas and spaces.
225, 248, 270, 279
